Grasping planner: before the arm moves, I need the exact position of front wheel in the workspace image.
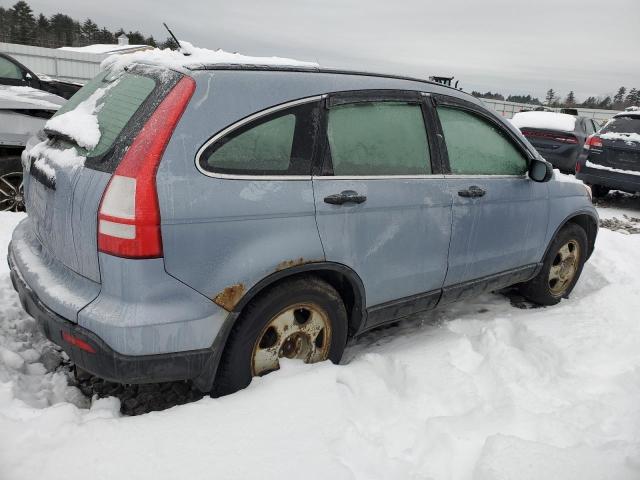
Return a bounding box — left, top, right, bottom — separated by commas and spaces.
518, 223, 588, 305
213, 276, 348, 396
0, 171, 25, 212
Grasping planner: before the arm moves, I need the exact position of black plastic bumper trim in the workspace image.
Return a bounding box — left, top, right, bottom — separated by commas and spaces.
7, 243, 215, 386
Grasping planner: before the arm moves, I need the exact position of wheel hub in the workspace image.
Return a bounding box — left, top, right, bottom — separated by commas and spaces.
548, 240, 580, 296
251, 303, 331, 377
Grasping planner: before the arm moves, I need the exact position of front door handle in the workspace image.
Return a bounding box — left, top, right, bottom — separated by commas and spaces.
324, 190, 367, 205
458, 185, 486, 198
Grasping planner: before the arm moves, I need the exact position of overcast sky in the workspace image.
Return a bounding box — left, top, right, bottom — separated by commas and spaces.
8, 0, 640, 101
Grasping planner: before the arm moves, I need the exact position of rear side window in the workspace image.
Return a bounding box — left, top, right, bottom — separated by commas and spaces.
50, 70, 156, 157
201, 101, 319, 176
438, 106, 527, 175
601, 116, 640, 135
326, 102, 431, 176
0, 56, 22, 79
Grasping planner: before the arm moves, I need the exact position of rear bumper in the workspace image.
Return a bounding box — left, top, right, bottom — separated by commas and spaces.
576, 165, 640, 193
8, 246, 215, 385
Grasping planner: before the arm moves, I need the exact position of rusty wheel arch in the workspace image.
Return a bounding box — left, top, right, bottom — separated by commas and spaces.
232, 262, 367, 337
546, 212, 598, 261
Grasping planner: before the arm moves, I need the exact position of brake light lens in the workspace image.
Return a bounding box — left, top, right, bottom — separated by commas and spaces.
584, 134, 603, 150
98, 76, 195, 258
520, 129, 578, 144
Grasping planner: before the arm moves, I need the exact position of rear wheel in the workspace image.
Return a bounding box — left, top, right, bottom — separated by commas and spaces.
0, 171, 25, 212
590, 185, 610, 198
213, 276, 348, 396
518, 223, 587, 305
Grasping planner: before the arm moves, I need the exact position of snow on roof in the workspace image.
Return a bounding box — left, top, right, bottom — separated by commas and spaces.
59, 44, 152, 54
101, 40, 319, 74
615, 106, 640, 118
0, 85, 64, 110
511, 111, 577, 132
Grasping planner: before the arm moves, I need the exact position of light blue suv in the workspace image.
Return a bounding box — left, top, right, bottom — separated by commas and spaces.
8, 62, 598, 395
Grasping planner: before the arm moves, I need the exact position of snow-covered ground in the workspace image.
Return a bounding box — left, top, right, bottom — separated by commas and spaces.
1, 198, 640, 480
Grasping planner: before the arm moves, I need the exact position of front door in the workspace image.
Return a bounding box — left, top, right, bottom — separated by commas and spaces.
312, 91, 452, 328
433, 97, 549, 302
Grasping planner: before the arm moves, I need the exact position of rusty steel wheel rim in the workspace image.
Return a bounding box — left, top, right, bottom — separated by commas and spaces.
0, 172, 25, 212
251, 303, 332, 377
548, 239, 581, 296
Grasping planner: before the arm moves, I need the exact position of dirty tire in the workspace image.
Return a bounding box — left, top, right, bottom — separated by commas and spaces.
590, 185, 610, 198
518, 223, 588, 306
213, 276, 348, 397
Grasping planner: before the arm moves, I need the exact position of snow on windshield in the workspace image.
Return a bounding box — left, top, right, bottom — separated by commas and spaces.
0, 85, 63, 109
511, 111, 577, 132
600, 132, 640, 143
101, 40, 319, 74
44, 81, 116, 150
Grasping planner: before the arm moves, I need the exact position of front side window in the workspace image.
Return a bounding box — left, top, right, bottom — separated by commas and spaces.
202, 102, 319, 176
326, 101, 431, 176
0, 56, 23, 79
437, 106, 527, 175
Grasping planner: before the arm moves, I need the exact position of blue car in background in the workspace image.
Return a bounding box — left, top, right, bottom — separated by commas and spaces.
8, 59, 598, 396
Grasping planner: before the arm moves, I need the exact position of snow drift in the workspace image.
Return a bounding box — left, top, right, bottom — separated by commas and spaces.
1, 207, 640, 479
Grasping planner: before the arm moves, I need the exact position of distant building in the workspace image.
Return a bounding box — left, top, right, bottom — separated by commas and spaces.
58, 34, 152, 55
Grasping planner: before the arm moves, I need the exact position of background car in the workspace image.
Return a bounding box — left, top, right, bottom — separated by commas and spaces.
0, 84, 64, 211
0, 52, 82, 99
576, 108, 640, 197
511, 110, 600, 173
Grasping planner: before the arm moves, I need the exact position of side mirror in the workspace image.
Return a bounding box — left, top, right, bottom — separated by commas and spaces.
529, 158, 553, 182
23, 72, 33, 83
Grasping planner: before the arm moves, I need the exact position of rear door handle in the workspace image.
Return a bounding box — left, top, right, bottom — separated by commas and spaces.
324, 190, 367, 205
457, 185, 486, 198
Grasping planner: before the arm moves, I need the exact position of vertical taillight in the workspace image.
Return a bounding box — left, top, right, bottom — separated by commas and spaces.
584, 134, 603, 150
98, 76, 195, 258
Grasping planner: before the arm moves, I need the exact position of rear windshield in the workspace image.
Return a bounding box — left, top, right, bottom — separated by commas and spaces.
601, 116, 640, 135
48, 70, 156, 157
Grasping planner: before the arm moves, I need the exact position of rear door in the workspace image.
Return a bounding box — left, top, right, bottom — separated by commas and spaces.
312, 91, 452, 327
23, 66, 175, 281
433, 96, 549, 302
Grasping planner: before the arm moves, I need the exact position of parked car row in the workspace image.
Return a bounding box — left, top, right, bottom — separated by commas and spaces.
7, 57, 597, 396
510, 107, 640, 196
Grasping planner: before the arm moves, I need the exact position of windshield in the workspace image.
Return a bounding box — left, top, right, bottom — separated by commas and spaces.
601, 116, 640, 135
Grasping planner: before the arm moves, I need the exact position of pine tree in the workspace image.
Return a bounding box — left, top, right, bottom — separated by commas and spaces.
625, 88, 639, 107
81, 18, 99, 45
545, 89, 556, 106
613, 87, 626, 104
9, 1, 37, 45
564, 91, 576, 107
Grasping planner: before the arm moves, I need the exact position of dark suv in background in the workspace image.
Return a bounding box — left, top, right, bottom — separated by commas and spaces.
576, 109, 640, 197
511, 110, 600, 173
0, 52, 81, 99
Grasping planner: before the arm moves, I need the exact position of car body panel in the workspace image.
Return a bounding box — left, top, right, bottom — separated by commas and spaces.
8, 65, 599, 385
443, 176, 549, 285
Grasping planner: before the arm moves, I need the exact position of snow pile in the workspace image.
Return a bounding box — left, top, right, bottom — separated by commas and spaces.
101, 40, 319, 74
511, 111, 577, 132
586, 160, 640, 177
0, 85, 63, 109
44, 82, 115, 150
617, 107, 640, 118
553, 168, 584, 184
2, 210, 640, 479
600, 131, 640, 143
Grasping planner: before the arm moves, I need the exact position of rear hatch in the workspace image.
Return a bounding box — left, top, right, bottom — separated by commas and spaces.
23, 65, 184, 282
589, 115, 640, 172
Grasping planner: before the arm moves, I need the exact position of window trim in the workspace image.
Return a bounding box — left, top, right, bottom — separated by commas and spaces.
195, 95, 324, 180
315, 90, 443, 178
433, 94, 533, 177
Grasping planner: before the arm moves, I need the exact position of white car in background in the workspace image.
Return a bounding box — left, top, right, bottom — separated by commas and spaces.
0, 85, 64, 211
